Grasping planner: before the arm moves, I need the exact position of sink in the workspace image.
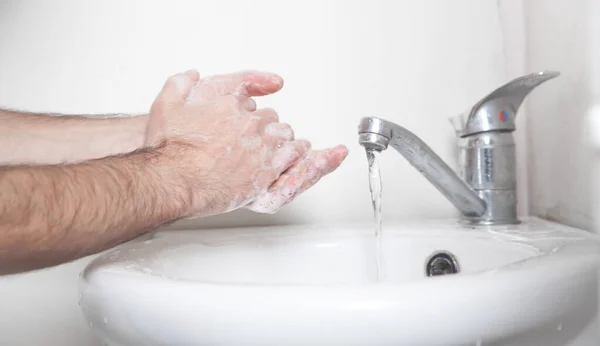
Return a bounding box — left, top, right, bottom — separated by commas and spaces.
79, 218, 600, 346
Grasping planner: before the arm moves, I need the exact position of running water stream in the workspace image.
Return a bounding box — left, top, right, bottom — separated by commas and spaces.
366, 149, 384, 281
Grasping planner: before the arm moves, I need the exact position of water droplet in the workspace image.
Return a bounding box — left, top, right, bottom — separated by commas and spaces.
103, 317, 108, 324
144, 240, 153, 245
557, 323, 563, 331
88, 321, 93, 327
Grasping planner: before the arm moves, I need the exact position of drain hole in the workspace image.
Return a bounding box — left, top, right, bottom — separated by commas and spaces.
426, 251, 459, 277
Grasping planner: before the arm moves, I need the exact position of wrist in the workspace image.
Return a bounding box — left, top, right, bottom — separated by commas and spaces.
125, 114, 150, 150
144, 140, 204, 219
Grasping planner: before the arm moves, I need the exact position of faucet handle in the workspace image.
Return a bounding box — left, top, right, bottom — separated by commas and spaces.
450, 71, 560, 137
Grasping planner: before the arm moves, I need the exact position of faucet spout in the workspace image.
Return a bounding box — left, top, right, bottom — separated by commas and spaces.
358, 117, 487, 218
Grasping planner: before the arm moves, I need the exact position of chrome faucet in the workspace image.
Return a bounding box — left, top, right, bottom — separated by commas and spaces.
358, 71, 560, 225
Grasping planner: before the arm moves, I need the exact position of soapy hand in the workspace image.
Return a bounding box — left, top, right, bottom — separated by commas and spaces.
145, 69, 347, 218
245, 146, 348, 213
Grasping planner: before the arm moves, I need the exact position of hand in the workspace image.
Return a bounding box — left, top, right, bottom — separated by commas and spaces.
145, 69, 347, 218
145, 69, 311, 218
182, 71, 349, 214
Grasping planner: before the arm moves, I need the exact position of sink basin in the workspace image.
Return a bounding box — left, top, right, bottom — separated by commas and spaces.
79, 218, 600, 346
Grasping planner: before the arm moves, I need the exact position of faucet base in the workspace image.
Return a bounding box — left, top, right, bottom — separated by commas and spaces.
459, 218, 522, 226
459, 189, 520, 226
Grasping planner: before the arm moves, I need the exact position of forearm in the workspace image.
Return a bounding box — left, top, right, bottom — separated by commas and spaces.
0, 109, 148, 165
0, 143, 189, 274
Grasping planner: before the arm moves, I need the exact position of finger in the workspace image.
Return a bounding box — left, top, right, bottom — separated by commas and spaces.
264, 122, 294, 143
311, 145, 348, 176
294, 145, 348, 191
244, 175, 304, 214
271, 144, 349, 199
253, 108, 279, 131
195, 70, 284, 99
237, 96, 257, 111
272, 139, 311, 174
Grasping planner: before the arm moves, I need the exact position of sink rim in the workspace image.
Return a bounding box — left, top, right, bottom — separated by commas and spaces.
81, 217, 600, 289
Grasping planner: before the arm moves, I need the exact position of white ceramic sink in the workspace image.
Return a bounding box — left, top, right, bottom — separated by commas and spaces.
79, 218, 600, 346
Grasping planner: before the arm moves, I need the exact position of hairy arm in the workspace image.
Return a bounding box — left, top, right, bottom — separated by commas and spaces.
0, 69, 348, 274
0, 109, 148, 165
0, 142, 189, 275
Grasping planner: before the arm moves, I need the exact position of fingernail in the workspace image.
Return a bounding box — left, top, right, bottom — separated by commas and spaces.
332, 145, 349, 159
300, 140, 312, 151
269, 74, 284, 87
184, 69, 200, 81
247, 70, 283, 86
333, 144, 348, 152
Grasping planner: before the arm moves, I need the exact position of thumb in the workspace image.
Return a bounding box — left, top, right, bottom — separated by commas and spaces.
146, 70, 200, 146
156, 69, 200, 105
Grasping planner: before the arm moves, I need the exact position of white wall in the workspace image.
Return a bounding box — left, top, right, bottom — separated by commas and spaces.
524, 0, 594, 230
0, 257, 100, 345
589, 0, 600, 235
590, 0, 600, 108
0, 1, 510, 345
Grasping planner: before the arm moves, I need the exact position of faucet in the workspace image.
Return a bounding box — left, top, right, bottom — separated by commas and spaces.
357, 71, 560, 225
